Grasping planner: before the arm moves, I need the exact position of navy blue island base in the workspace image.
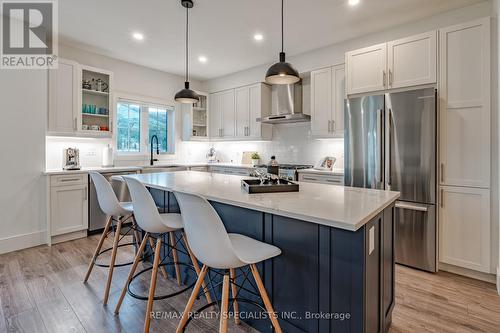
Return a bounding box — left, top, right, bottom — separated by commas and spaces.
148, 188, 395, 333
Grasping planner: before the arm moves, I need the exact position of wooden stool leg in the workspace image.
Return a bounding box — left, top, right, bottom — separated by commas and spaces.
219, 274, 230, 333
250, 264, 282, 333
114, 233, 150, 314
84, 216, 112, 283
149, 237, 169, 280
170, 232, 182, 286
144, 237, 162, 333
229, 268, 240, 325
103, 218, 122, 305
176, 265, 208, 333
182, 232, 212, 304
131, 215, 142, 249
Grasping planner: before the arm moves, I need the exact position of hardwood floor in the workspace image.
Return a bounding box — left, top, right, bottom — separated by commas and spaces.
0, 234, 499, 333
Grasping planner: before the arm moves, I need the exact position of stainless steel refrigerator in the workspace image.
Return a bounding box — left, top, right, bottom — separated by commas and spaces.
344, 88, 437, 272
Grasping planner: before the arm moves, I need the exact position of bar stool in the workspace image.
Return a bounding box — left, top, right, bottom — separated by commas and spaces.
115, 177, 211, 333
174, 191, 283, 333
84, 171, 142, 305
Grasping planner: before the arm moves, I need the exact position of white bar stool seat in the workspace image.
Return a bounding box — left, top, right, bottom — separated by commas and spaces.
84, 171, 141, 306
115, 176, 209, 333
174, 191, 283, 333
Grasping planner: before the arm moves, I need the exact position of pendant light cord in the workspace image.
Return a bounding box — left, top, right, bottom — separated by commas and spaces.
281, 0, 284, 53
185, 5, 189, 82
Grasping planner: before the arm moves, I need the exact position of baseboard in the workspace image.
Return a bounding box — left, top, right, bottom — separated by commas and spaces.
497, 267, 500, 295
0, 230, 47, 254
51, 230, 87, 245
439, 262, 496, 284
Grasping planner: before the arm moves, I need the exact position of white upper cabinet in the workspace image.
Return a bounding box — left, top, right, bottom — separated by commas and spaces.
220, 89, 236, 138
439, 186, 491, 273
387, 31, 437, 89
346, 43, 387, 95
209, 92, 222, 138
311, 64, 345, 138
439, 18, 490, 189
48, 58, 79, 133
346, 31, 437, 95
235, 86, 250, 138
211, 83, 272, 141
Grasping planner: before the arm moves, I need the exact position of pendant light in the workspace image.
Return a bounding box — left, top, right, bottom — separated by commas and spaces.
175, 0, 200, 103
265, 0, 300, 85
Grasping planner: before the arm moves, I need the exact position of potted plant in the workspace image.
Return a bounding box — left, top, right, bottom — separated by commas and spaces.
251, 152, 260, 166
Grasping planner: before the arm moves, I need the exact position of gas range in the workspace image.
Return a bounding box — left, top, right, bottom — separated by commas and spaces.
254, 164, 313, 181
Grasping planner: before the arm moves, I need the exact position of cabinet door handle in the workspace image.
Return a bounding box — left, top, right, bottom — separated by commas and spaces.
328, 120, 331, 133
440, 189, 444, 208
60, 178, 80, 182
440, 163, 444, 183
332, 120, 335, 132
389, 69, 393, 86
303, 177, 318, 181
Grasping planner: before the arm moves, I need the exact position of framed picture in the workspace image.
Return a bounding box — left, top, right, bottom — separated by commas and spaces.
314, 156, 336, 171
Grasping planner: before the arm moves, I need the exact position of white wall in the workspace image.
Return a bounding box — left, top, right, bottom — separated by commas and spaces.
0, 70, 47, 253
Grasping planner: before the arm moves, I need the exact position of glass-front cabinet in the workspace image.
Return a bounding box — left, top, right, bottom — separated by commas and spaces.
80, 65, 113, 137
182, 91, 209, 141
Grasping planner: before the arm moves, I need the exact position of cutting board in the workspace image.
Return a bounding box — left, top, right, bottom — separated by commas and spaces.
241, 151, 258, 165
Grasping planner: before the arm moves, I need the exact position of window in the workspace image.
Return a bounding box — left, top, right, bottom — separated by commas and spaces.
148, 107, 168, 153
116, 98, 174, 155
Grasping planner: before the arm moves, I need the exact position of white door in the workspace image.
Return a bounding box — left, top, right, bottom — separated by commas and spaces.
235, 86, 249, 138
248, 84, 262, 139
220, 90, 235, 138
50, 184, 88, 236
209, 92, 221, 138
346, 43, 387, 95
439, 19, 490, 188
311, 67, 333, 137
48, 58, 79, 133
439, 186, 491, 273
332, 64, 346, 136
388, 31, 437, 89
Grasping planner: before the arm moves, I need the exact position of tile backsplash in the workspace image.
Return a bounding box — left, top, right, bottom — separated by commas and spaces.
46, 123, 344, 170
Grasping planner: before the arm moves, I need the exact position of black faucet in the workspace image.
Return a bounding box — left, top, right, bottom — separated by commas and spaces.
150, 135, 159, 166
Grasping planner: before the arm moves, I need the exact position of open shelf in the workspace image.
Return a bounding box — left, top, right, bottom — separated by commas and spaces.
82, 88, 109, 96
82, 113, 109, 118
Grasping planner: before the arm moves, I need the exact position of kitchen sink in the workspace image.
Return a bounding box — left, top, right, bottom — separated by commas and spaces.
241, 178, 299, 194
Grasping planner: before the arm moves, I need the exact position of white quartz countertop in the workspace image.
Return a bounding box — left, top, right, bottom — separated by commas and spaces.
112, 171, 399, 231
43, 163, 258, 175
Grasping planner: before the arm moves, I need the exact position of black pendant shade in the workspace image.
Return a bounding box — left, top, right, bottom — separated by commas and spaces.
175, 81, 199, 104
265, 52, 300, 85
175, 0, 199, 104
265, 0, 300, 85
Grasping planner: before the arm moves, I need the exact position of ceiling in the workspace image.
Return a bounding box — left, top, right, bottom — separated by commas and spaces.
58, 0, 484, 81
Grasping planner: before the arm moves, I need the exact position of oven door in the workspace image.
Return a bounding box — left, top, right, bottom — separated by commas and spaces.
394, 201, 437, 272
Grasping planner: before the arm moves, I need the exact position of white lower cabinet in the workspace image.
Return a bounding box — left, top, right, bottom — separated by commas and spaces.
439, 186, 491, 273
208, 166, 252, 176
48, 174, 88, 243
298, 173, 344, 185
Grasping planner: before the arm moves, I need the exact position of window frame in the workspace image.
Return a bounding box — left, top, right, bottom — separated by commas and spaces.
113, 92, 176, 160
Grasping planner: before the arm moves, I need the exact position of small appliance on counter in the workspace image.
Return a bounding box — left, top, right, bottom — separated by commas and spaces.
63, 148, 81, 170
206, 147, 217, 163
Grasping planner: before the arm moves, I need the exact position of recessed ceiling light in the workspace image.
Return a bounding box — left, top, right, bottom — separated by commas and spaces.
198, 56, 207, 63
348, 0, 360, 6
132, 32, 144, 41
254, 33, 264, 41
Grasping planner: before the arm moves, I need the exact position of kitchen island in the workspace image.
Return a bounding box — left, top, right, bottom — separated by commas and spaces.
114, 171, 399, 333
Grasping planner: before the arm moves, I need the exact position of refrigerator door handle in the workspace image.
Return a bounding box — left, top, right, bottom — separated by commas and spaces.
377, 108, 384, 185
386, 108, 392, 188
395, 201, 429, 212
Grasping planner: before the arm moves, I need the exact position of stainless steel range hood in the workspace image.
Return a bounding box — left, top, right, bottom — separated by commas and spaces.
257, 81, 309, 124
